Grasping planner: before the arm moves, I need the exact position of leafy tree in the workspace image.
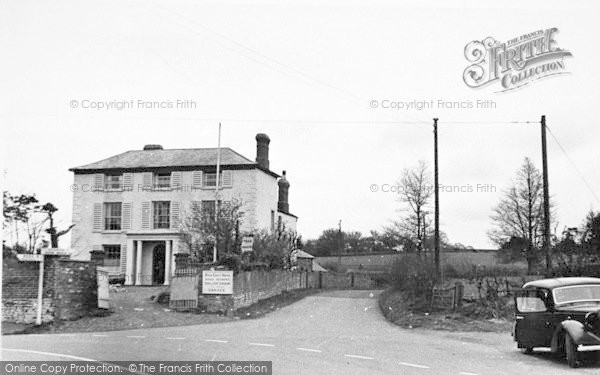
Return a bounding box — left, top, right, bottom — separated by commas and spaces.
3, 192, 46, 252
488, 158, 551, 273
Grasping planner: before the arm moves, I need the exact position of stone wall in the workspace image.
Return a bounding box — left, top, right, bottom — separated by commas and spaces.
1, 255, 98, 324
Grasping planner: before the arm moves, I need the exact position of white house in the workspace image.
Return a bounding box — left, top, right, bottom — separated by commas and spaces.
69, 133, 297, 285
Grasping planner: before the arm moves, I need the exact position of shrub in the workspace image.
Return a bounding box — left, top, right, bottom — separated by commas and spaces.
389, 256, 439, 297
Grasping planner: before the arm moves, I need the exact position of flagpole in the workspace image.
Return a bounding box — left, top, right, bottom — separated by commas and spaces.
213, 123, 222, 263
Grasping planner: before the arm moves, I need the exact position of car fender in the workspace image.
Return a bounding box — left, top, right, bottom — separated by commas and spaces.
552, 320, 586, 350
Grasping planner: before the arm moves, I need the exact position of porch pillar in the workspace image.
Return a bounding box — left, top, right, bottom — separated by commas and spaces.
164, 240, 172, 285
171, 238, 180, 277
125, 238, 135, 285
135, 240, 143, 285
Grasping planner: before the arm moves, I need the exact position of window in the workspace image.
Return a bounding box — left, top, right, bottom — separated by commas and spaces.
153, 201, 170, 229
104, 202, 122, 230
154, 172, 171, 189
553, 285, 600, 305
105, 173, 122, 190
103, 245, 120, 267
201, 200, 216, 220
202, 172, 222, 187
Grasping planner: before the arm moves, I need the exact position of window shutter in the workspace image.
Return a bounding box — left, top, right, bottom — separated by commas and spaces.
123, 173, 133, 190
120, 241, 127, 274
122, 202, 132, 230
93, 203, 103, 232
94, 174, 104, 192
171, 171, 182, 189
142, 173, 152, 190
222, 171, 232, 187
192, 170, 203, 188
170, 201, 181, 229
141, 202, 151, 229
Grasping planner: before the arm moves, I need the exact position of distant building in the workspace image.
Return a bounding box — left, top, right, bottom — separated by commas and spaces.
69, 134, 297, 285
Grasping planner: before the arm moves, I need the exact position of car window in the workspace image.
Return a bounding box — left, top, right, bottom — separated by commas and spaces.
516, 290, 547, 312
553, 285, 600, 305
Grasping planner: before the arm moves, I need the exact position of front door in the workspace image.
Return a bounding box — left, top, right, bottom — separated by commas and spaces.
152, 243, 166, 285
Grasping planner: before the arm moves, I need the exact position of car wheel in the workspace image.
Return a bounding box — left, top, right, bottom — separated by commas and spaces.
521, 346, 534, 354
565, 333, 580, 368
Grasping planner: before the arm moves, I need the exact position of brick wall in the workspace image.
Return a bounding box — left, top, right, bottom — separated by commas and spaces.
170, 269, 379, 314
1, 255, 98, 324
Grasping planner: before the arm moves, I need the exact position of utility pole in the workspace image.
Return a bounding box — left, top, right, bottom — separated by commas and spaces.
433, 118, 440, 276
541, 115, 552, 274
338, 219, 342, 264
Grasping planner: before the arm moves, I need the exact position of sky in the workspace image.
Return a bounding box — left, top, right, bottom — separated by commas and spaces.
2, 0, 600, 249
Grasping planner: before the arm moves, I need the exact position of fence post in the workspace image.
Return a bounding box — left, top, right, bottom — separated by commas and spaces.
351, 273, 355, 288
454, 281, 464, 310
319, 271, 323, 289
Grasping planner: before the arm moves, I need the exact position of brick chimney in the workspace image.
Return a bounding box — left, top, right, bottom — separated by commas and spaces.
278, 170, 290, 214
255, 133, 270, 170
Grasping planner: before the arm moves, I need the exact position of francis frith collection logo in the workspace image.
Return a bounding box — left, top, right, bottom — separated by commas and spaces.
463, 28, 572, 92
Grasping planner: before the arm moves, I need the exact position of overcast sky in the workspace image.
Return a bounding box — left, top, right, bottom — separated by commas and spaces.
2, 0, 599, 249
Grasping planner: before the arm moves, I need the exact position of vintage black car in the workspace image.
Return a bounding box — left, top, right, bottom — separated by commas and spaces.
514, 277, 600, 367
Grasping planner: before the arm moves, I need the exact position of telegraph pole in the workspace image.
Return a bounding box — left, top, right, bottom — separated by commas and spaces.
541, 115, 552, 274
433, 118, 440, 276
338, 219, 342, 264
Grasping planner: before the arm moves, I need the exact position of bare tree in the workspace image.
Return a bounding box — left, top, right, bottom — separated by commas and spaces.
178, 198, 245, 262
489, 157, 550, 273
396, 160, 433, 256
41, 203, 75, 248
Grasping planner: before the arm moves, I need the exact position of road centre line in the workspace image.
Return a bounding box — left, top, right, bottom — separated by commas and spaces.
127, 335, 146, 339
205, 339, 228, 343
249, 343, 275, 347
459, 372, 479, 375
91, 334, 108, 337
165, 337, 186, 340
296, 347, 322, 353
399, 362, 430, 369
344, 354, 373, 360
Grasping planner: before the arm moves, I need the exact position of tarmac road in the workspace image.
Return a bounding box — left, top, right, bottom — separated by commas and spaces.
2, 290, 599, 374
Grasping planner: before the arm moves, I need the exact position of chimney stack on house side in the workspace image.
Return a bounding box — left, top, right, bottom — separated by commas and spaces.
278, 170, 290, 214
255, 133, 270, 170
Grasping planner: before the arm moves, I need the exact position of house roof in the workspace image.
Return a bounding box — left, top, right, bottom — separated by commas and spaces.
523, 277, 600, 289
69, 147, 279, 177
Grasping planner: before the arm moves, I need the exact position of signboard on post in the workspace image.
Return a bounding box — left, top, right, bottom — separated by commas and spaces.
16, 254, 43, 262
41, 248, 71, 256
241, 236, 254, 253
202, 270, 233, 294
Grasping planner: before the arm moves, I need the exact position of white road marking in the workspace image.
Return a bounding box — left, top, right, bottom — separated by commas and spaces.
205, 339, 228, 343
126, 335, 146, 339
249, 343, 275, 347
344, 354, 373, 360
459, 372, 479, 375
91, 334, 108, 337
296, 347, 322, 353
1, 348, 98, 362
399, 362, 430, 369
165, 337, 186, 340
